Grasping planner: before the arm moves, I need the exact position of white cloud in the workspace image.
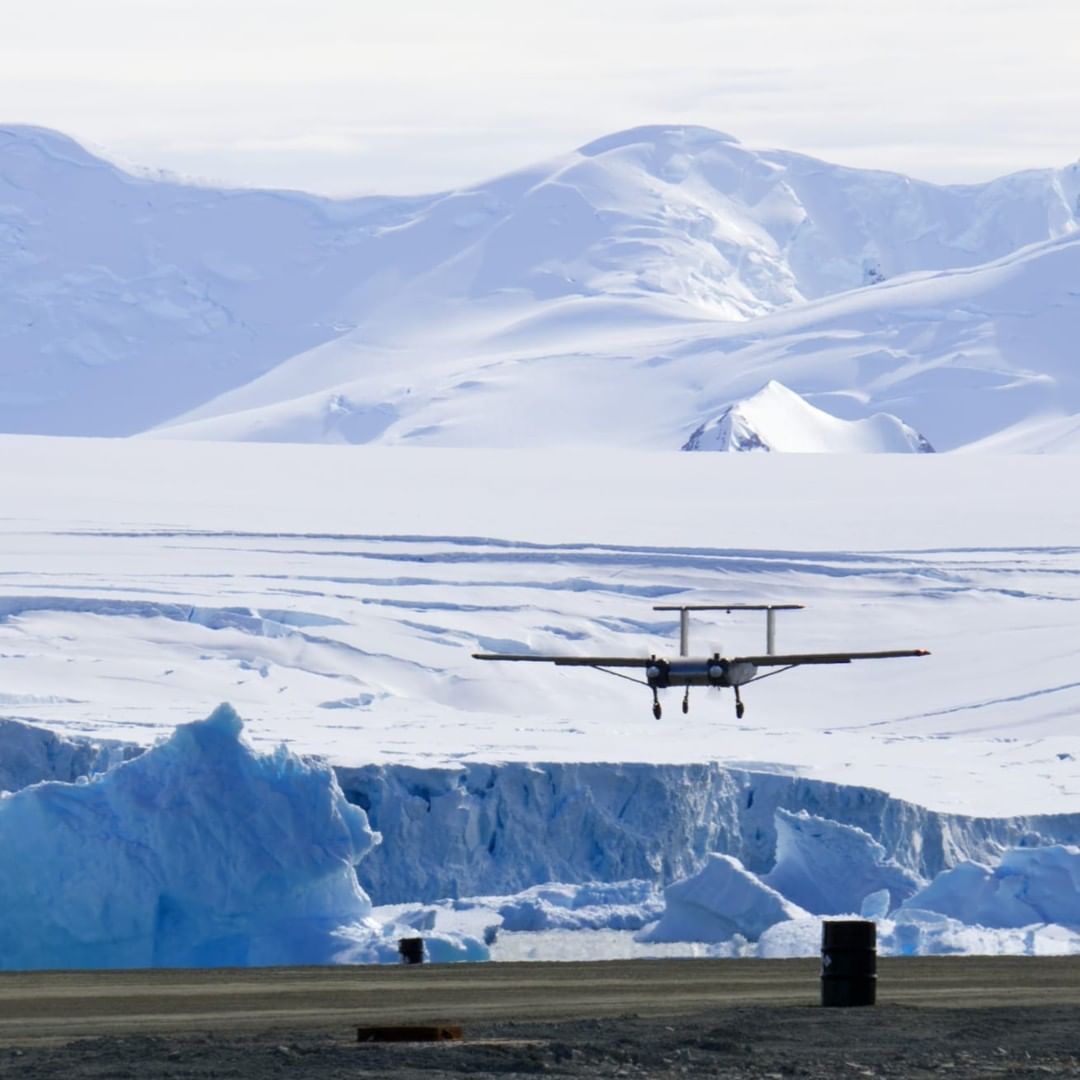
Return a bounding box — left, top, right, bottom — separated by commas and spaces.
2, 0, 1077, 194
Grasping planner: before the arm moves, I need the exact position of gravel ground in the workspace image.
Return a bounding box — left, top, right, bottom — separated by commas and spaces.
4, 1006, 1080, 1079
2, 958, 1080, 1078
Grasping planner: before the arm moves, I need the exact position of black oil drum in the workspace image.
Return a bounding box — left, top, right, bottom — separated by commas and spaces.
398, 937, 424, 965
820, 920, 876, 1006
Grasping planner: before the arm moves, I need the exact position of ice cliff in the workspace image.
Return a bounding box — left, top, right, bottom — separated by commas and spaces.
5, 715, 1080, 968
0, 706, 376, 969
337, 761, 1080, 904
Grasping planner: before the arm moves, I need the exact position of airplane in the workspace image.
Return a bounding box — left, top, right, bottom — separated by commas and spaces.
473, 603, 929, 720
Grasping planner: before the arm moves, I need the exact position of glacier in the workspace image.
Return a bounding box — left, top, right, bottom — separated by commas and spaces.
10, 724, 1079, 912
5, 713, 1080, 967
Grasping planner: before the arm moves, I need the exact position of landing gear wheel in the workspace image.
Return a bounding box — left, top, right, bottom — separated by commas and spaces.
652, 688, 662, 721
682, 689, 689, 715
734, 687, 745, 720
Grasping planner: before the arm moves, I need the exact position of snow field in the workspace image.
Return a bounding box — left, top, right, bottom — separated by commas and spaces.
3, 525, 1080, 812
2, 437, 1080, 814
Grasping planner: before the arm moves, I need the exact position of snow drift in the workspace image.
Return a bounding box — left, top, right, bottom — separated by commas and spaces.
0, 705, 377, 970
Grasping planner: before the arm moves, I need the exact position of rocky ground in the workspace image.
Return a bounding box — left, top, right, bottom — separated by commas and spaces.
4, 1005, 1080, 1078
3, 958, 1080, 1078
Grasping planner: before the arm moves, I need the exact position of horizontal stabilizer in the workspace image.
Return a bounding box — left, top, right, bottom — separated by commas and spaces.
652, 604, 804, 612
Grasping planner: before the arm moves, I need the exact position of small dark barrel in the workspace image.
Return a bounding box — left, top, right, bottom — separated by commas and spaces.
398, 937, 424, 965
821, 920, 876, 1007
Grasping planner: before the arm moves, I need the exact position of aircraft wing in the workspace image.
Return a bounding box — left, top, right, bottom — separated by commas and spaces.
472, 653, 654, 667
735, 649, 930, 667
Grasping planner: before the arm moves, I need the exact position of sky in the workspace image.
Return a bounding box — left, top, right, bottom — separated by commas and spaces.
3, 0, 1078, 197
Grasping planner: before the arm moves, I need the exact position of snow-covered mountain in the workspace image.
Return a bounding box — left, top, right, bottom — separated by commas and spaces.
682, 380, 934, 453
152, 231, 1080, 452
1, 123, 1078, 448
